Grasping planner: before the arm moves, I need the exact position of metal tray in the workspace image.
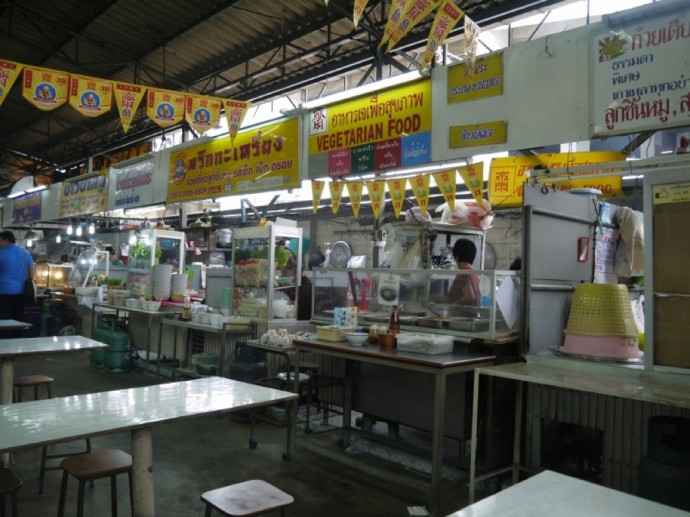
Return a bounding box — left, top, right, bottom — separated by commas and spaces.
417, 317, 489, 332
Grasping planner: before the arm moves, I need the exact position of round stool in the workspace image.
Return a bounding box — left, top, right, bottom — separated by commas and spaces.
0, 468, 22, 517
13, 374, 54, 402
201, 479, 293, 517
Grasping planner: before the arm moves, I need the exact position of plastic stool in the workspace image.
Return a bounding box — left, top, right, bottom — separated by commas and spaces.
0, 468, 22, 517
57, 449, 132, 517
13, 374, 54, 402
201, 479, 293, 517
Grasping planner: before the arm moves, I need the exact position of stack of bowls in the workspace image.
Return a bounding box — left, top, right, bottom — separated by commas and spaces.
170, 273, 188, 301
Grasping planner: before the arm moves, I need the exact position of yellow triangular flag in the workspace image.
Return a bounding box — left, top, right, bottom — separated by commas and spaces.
146, 88, 186, 129
353, 0, 370, 28
386, 178, 408, 218
0, 60, 23, 109
312, 180, 325, 214
346, 181, 364, 217
68, 74, 113, 118
365, 180, 386, 219
386, 0, 442, 54
22, 66, 68, 111
185, 94, 223, 135
329, 181, 344, 214
379, 0, 409, 49
225, 99, 251, 145
420, 0, 464, 68
433, 169, 457, 210
458, 163, 485, 206
411, 174, 431, 213
113, 81, 146, 134
464, 14, 480, 81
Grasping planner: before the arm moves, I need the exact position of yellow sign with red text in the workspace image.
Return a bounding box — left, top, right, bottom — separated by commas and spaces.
0, 60, 23, 109
366, 180, 386, 219
411, 174, 431, 213
168, 118, 300, 202
489, 152, 627, 208
346, 181, 365, 216
185, 94, 223, 135
311, 180, 325, 214
68, 75, 112, 118
113, 82, 146, 134
458, 163, 485, 206
386, 177, 408, 218
22, 66, 69, 111
329, 181, 344, 214
433, 170, 457, 209
147, 88, 186, 129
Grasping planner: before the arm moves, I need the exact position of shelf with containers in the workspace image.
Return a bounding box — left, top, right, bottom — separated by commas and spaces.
231, 224, 302, 333
126, 229, 185, 298
311, 267, 520, 342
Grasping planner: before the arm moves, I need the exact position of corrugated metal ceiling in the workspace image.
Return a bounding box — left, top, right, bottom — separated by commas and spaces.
0, 0, 570, 192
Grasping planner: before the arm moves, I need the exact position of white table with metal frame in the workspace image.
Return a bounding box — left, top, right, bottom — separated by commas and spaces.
0, 335, 107, 405
0, 376, 297, 517
292, 337, 495, 517
0, 319, 32, 332
451, 470, 689, 516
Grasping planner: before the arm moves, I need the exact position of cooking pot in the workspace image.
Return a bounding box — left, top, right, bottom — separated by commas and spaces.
215, 228, 232, 247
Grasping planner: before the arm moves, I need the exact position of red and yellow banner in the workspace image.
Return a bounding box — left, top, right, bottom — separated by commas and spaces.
386, 0, 441, 53
311, 180, 325, 214
0, 60, 23, 109
168, 118, 300, 202
346, 181, 364, 216
464, 15, 480, 80
147, 88, 186, 129
386, 177, 408, 218
420, 0, 463, 69
113, 81, 146, 134
488, 151, 627, 208
411, 174, 431, 213
22, 66, 68, 111
380, 0, 409, 49
366, 180, 386, 219
185, 94, 223, 135
225, 99, 251, 145
433, 169, 457, 209
458, 163, 484, 205
68, 75, 112, 118
353, 0, 370, 28
329, 181, 345, 214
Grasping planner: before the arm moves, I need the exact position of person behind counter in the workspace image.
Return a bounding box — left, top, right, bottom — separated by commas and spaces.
0, 230, 35, 336
430, 238, 481, 306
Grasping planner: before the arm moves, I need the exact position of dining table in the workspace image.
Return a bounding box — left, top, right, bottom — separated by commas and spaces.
0, 376, 298, 517
0, 319, 32, 332
0, 335, 108, 405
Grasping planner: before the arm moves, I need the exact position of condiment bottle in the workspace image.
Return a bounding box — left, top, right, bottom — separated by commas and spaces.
388, 305, 401, 334
182, 294, 192, 320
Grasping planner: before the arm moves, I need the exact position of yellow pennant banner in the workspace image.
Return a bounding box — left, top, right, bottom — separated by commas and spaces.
386, 177, 408, 218
386, 0, 442, 53
185, 94, 223, 135
312, 180, 325, 214
433, 169, 457, 210
346, 181, 365, 217
353, 0, 370, 28
380, 0, 409, 49
411, 174, 431, 213
22, 66, 68, 111
113, 81, 146, 134
420, 0, 464, 69
0, 60, 23, 109
464, 15, 480, 81
458, 163, 484, 206
146, 88, 186, 129
329, 181, 344, 214
225, 99, 251, 145
68, 75, 112, 118
366, 180, 386, 219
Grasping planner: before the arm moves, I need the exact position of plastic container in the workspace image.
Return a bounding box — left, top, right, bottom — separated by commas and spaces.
192, 353, 220, 376
564, 283, 638, 337
396, 333, 453, 355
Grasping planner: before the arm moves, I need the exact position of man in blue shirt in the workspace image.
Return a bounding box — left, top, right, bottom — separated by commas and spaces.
0, 230, 34, 335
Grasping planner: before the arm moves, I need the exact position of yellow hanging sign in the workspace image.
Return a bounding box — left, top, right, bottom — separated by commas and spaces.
146, 88, 186, 129
433, 169, 457, 209
329, 181, 344, 214
68, 75, 112, 118
420, 0, 463, 68
113, 81, 146, 134
225, 99, 251, 145
386, 177, 408, 218
312, 180, 325, 214
22, 66, 69, 111
185, 94, 223, 135
458, 163, 485, 206
386, 0, 442, 53
365, 180, 386, 219
0, 60, 23, 109
347, 181, 365, 217
411, 174, 431, 213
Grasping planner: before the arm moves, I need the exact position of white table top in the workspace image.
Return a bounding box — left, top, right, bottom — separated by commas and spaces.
0, 319, 32, 330
449, 471, 689, 516
0, 335, 107, 358
0, 376, 298, 453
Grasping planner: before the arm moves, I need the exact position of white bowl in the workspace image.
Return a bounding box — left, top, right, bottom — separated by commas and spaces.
345, 332, 368, 346
125, 298, 140, 309
143, 300, 161, 312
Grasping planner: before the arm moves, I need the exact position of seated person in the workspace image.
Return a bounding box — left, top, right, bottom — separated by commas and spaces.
430, 239, 481, 306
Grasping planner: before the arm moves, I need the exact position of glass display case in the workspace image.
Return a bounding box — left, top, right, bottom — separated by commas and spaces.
231, 224, 302, 324
311, 267, 520, 341
35, 262, 75, 289
127, 229, 185, 297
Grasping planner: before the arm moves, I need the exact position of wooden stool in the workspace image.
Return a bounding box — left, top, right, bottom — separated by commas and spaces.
0, 468, 22, 517
201, 479, 293, 517
57, 449, 132, 517
13, 374, 54, 402
13, 374, 91, 494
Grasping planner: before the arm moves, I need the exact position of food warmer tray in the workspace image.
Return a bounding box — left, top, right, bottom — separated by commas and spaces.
417, 317, 489, 332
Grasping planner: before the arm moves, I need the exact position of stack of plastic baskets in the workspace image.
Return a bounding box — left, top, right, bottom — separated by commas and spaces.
560, 283, 641, 359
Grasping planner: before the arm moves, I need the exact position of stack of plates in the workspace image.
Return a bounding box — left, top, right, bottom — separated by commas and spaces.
220, 287, 233, 315
152, 265, 173, 300
170, 274, 188, 301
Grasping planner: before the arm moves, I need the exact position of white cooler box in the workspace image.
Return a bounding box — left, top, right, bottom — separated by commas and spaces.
396, 333, 454, 355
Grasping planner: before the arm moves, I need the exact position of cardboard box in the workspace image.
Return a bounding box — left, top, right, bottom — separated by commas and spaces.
654, 296, 690, 368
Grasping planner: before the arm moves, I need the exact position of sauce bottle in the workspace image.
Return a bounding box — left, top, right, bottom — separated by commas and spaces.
182, 294, 192, 321
388, 305, 401, 334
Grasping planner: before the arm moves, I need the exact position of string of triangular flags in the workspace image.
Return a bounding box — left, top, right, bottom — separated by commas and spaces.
344, 0, 479, 70
0, 60, 251, 144
311, 163, 489, 219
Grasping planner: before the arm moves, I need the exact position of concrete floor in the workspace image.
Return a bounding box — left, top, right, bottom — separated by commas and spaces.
7, 351, 471, 516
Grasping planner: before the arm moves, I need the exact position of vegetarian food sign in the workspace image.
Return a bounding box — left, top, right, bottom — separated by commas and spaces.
592, 11, 690, 135
307, 79, 432, 178
168, 118, 300, 202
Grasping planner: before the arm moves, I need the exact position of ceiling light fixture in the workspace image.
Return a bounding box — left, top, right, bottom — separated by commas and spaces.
88, 222, 95, 235
76, 225, 83, 237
